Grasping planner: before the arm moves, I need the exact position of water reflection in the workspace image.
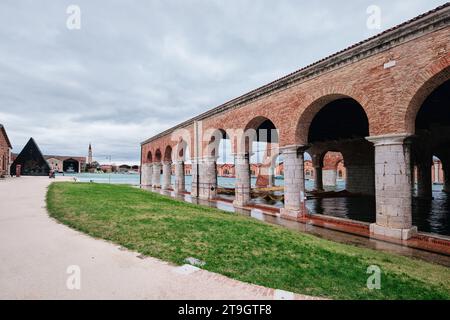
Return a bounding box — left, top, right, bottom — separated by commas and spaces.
306, 196, 376, 223
75, 173, 448, 237
305, 191, 450, 236
413, 190, 450, 236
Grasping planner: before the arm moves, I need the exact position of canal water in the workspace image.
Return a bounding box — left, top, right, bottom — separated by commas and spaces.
61, 173, 450, 237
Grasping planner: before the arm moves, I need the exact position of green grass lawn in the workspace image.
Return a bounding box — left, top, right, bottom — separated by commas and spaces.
46, 182, 450, 300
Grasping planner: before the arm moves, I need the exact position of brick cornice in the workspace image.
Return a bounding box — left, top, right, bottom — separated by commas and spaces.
142, 4, 450, 146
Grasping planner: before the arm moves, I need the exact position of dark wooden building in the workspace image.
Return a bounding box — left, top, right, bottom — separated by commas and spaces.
11, 138, 50, 176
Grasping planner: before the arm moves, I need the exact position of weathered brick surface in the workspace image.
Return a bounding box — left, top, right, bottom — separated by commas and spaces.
140, 6, 450, 239
0, 126, 11, 176
142, 13, 449, 162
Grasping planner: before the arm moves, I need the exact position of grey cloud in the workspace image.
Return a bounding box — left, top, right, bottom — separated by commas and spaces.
0, 0, 446, 164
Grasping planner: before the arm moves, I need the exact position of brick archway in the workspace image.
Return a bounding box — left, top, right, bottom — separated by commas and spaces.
403, 55, 450, 134
147, 151, 153, 163
202, 128, 228, 158
164, 145, 173, 162
294, 91, 370, 146
154, 149, 162, 162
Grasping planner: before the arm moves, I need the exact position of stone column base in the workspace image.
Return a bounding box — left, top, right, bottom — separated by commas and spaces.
280, 208, 305, 220
370, 224, 418, 240
233, 200, 249, 209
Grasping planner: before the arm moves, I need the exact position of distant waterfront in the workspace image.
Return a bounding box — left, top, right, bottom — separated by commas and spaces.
60, 172, 449, 236
57, 172, 345, 191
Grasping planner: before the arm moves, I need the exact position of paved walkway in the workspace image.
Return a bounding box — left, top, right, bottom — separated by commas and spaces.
0, 177, 318, 300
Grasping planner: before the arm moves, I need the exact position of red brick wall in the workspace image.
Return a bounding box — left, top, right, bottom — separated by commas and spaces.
142, 24, 449, 164
0, 130, 11, 176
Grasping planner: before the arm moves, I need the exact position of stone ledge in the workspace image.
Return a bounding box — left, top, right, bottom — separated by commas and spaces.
370, 223, 418, 240
280, 208, 302, 220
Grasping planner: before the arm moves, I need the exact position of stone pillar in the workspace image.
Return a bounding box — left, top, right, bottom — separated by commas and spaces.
322, 169, 337, 187
416, 158, 432, 199
443, 161, 450, 193
199, 156, 217, 200
141, 163, 153, 186
268, 166, 275, 187
174, 161, 185, 194
280, 146, 307, 219
233, 153, 251, 208
314, 165, 324, 191
152, 162, 162, 188
191, 158, 199, 198
366, 134, 417, 240
410, 163, 416, 196
434, 161, 440, 184
161, 161, 172, 190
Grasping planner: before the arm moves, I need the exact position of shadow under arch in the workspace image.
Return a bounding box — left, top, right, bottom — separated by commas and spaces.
295, 94, 370, 145
404, 60, 450, 134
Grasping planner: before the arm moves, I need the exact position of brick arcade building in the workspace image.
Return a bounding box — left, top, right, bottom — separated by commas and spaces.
45, 155, 86, 173
141, 5, 450, 241
0, 124, 12, 177
11, 139, 87, 175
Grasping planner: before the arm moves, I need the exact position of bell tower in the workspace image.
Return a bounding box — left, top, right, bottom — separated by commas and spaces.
88, 143, 93, 165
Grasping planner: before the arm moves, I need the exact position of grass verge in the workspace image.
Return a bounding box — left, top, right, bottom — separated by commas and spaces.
46, 182, 450, 300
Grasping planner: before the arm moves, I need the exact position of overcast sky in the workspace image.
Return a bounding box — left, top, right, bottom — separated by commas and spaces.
0, 0, 446, 164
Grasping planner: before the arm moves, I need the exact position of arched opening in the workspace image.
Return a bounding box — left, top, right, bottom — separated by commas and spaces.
207, 129, 230, 199
164, 146, 173, 162
411, 79, 450, 236
321, 151, 346, 191
63, 159, 79, 173
147, 151, 153, 163
245, 118, 279, 189
308, 99, 369, 143
304, 152, 314, 182
161, 146, 173, 190
304, 97, 375, 223
175, 139, 190, 193
234, 116, 282, 207
155, 149, 162, 163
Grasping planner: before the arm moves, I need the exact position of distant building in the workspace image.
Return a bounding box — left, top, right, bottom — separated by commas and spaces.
11, 138, 50, 176
0, 124, 12, 176
44, 155, 86, 173
432, 158, 444, 184
46, 157, 63, 173
218, 164, 235, 177
304, 160, 314, 180
119, 164, 131, 173
100, 164, 114, 173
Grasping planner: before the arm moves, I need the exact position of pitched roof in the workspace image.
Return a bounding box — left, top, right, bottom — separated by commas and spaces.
0, 124, 12, 149
11, 138, 51, 175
